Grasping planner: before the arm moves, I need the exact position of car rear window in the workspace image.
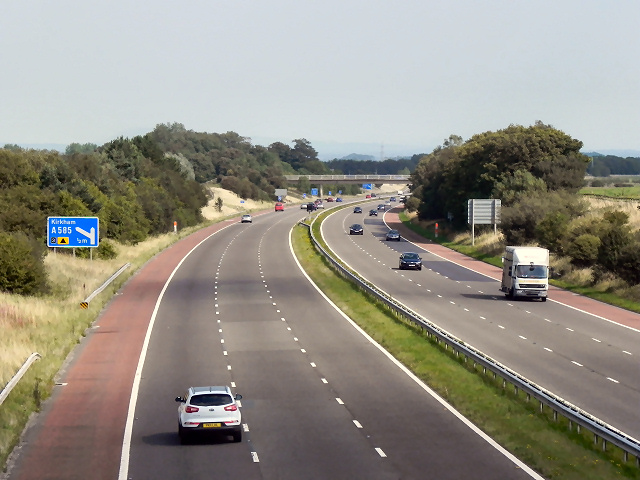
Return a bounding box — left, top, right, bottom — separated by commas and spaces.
190, 393, 233, 406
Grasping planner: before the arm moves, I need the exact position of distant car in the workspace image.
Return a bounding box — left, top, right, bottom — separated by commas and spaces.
369, 209, 378, 216
385, 201, 391, 206
275, 202, 284, 212
326, 197, 334, 202
176, 386, 243, 444
386, 229, 401, 241
315, 202, 324, 209
365, 194, 371, 199
377, 204, 386, 211
353, 206, 362, 213
241, 214, 252, 223
335, 197, 343, 202
349, 223, 364, 235
370, 193, 377, 197
399, 252, 422, 270
300, 203, 308, 209
390, 197, 397, 202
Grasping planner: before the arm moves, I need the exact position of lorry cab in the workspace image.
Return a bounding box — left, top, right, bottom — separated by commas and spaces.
500, 246, 549, 301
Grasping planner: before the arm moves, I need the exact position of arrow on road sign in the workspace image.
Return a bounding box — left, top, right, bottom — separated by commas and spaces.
75, 227, 96, 245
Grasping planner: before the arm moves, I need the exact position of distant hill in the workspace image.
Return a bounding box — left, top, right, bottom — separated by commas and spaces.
340, 153, 376, 161
583, 150, 640, 158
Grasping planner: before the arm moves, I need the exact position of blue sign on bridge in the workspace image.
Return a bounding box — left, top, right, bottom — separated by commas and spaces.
47, 217, 100, 248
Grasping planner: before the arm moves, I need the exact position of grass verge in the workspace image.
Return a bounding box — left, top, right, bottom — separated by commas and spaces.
292, 222, 639, 480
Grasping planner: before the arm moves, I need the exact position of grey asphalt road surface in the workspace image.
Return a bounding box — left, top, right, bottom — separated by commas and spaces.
321, 202, 640, 440
125, 206, 539, 480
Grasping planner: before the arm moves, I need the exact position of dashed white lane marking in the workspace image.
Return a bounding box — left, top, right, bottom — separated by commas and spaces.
592, 338, 601, 343
566, 328, 574, 332
310, 362, 316, 367
518, 335, 527, 340
498, 325, 505, 329
220, 339, 225, 344
607, 377, 620, 383
623, 351, 632, 355
375, 448, 387, 458
231, 381, 236, 387
243, 423, 249, 432
251, 452, 260, 462
464, 308, 469, 312
336, 398, 344, 404
480, 316, 486, 320
571, 361, 583, 367
353, 420, 363, 428
321, 378, 328, 384
227, 365, 232, 370
301, 349, 306, 353
223, 351, 228, 356
218, 328, 222, 333
544, 347, 553, 352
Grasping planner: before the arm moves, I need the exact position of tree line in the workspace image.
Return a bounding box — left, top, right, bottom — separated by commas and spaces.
409, 122, 640, 288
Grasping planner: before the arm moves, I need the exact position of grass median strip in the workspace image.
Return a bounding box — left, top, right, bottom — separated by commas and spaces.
292, 223, 638, 480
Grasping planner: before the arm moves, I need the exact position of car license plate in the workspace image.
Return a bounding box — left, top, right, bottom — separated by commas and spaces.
202, 423, 221, 428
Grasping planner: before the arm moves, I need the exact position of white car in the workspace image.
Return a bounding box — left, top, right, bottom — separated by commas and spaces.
241, 214, 252, 223
176, 386, 243, 444
315, 202, 324, 209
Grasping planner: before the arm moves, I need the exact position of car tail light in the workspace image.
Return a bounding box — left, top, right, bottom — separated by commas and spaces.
186, 406, 199, 413
224, 404, 238, 412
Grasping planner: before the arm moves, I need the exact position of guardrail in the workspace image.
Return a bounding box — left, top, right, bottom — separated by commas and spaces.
0, 353, 41, 406
80, 263, 131, 309
303, 211, 640, 466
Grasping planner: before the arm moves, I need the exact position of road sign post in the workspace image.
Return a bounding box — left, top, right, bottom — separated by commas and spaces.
47, 217, 100, 248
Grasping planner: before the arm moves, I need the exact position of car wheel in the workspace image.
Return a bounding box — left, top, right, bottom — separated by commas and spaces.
233, 430, 242, 443
541, 297, 547, 302
418, 266, 422, 270
178, 425, 189, 445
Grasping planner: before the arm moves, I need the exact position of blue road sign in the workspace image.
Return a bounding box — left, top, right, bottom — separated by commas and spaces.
311, 188, 318, 196
303, 193, 307, 198
328, 191, 332, 196
278, 195, 282, 201
363, 183, 372, 190
47, 217, 99, 248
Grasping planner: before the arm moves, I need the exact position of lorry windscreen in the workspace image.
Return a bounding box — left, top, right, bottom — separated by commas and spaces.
515, 265, 547, 279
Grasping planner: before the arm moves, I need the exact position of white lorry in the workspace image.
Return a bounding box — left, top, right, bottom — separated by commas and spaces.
500, 246, 549, 301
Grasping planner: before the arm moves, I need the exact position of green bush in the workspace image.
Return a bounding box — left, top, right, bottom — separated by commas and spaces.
0, 232, 48, 295
96, 239, 118, 259
590, 179, 605, 187
565, 234, 600, 267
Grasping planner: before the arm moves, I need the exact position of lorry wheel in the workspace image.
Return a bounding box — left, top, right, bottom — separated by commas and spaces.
508, 288, 515, 299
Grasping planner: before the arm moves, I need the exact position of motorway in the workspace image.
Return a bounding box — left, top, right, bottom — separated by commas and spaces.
5, 204, 541, 480
322, 200, 640, 441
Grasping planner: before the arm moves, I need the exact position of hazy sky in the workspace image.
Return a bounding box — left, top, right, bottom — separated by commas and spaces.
2, 0, 638, 159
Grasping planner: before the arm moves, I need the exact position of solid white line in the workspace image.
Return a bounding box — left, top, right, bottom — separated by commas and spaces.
290, 223, 545, 480
118, 222, 235, 480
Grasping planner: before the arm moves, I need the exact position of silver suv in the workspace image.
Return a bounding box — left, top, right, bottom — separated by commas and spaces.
176, 386, 243, 443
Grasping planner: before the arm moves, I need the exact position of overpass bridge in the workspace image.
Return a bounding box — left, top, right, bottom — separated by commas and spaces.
284, 174, 410, 197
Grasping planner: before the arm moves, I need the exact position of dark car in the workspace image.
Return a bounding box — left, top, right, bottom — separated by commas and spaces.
306, 202, 317, 212
353, 206, 362, 213
386, 229, 401, 241
335, 197, 343, 202
349, 224, 364, 235
377, 204, 386, 211
399, 252, 422, 270
370, 193, 377, 197
390, 197, 397, 202
369, 209, 377, 216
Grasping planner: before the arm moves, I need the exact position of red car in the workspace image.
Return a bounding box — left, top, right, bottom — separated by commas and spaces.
365, 194, 371, 199
275, 202, 284, 211
326, 197, 334, 202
